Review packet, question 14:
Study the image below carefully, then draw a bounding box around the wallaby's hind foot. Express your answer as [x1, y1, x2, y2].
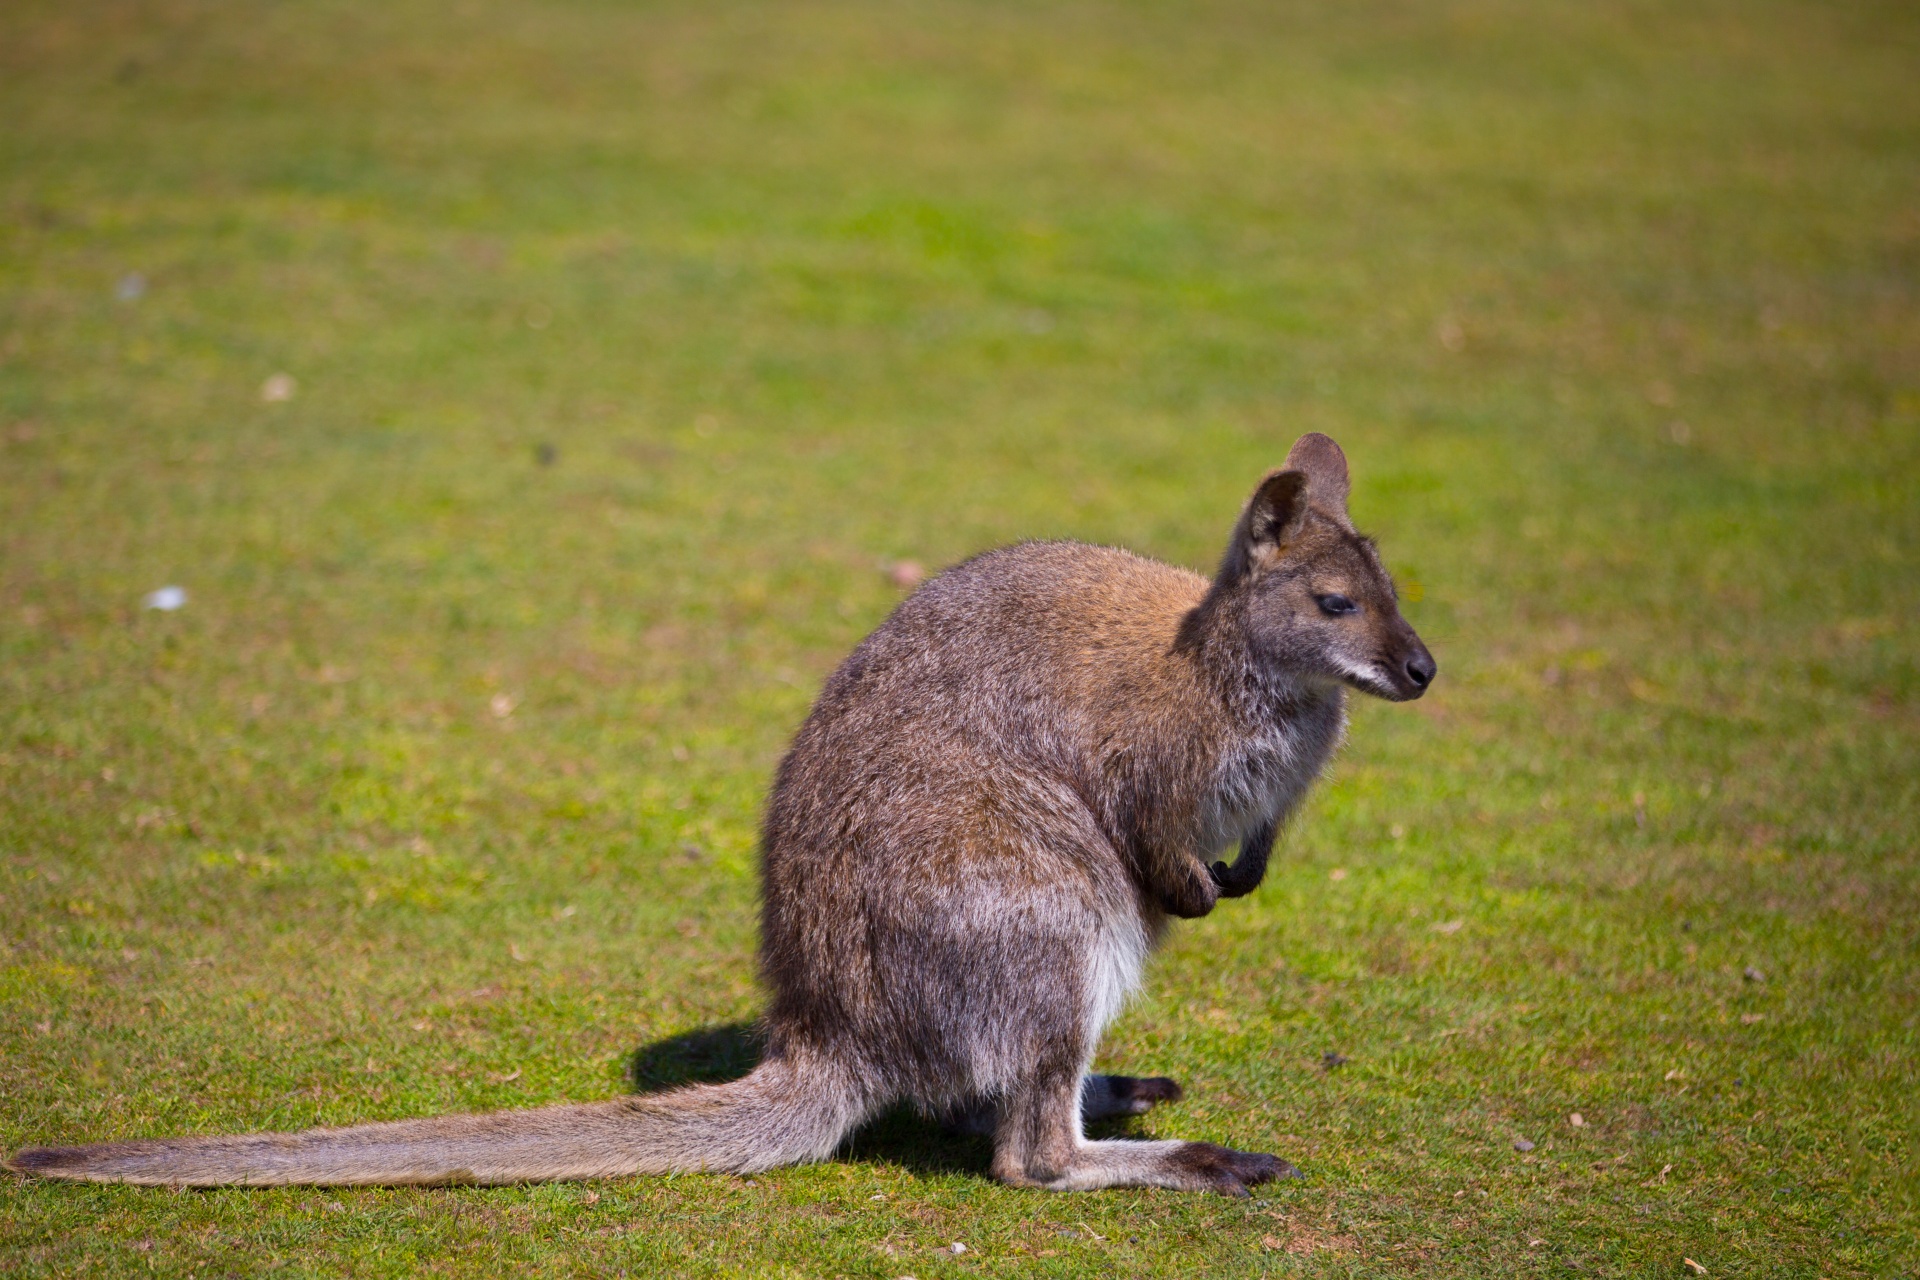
[990, 1060, 1301, 1196]
[941, 1074, 1184, 1137]
[998, 1136, 1301, 1197]
[1160, 1142, 1301, 1197]
[1081, 1074, 1183, 1121]
[993, 1129, 1301, 1197]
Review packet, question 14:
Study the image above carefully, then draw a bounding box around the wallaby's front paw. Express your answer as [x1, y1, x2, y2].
[1167, 1142, 1302, 1197]
[1157, 864, 1220, 918]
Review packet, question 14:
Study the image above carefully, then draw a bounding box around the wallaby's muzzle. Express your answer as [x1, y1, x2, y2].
[1381, 633, 1438, 701]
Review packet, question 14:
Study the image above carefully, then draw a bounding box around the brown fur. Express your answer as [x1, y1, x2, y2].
[8, 433, 1434, 1195]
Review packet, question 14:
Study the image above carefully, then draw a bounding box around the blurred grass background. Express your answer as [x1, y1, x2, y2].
[1, 0, 1915, 1274]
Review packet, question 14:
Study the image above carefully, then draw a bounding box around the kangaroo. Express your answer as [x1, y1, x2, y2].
[9, 432, 1434, 1196]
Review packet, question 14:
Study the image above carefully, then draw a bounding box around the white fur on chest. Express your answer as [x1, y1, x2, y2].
[1200, 694, 1346, 854]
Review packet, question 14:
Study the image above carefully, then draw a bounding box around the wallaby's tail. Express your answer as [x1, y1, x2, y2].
[6, 1053, 867, 1187]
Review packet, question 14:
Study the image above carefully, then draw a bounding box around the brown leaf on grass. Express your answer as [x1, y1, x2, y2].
[1683, 1259, 1707, 1275]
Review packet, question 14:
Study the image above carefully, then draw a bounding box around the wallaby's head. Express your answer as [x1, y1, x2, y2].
[1211, 433, 1436, 701]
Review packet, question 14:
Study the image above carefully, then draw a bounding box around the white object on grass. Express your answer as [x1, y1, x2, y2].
[143, 586, 187, 611]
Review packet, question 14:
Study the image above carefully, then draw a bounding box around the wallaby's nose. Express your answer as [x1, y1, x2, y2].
[1404, 651, 1436, 690]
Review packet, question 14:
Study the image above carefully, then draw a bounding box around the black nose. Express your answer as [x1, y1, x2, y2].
[1404, 652, 1436, 689]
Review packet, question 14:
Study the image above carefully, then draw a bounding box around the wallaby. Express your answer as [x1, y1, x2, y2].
[9, 432, 1434, 1196]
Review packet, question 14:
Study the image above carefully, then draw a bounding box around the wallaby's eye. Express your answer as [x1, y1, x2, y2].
[1316, 593, 1358, 617]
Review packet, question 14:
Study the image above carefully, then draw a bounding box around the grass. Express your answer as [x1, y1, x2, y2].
[1, 0, 1916, 1274]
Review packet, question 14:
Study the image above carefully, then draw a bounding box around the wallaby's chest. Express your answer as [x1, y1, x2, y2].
[1198, 694, 1346, 855]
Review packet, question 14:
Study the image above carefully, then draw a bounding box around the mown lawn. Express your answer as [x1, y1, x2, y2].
[1, 0, 1915, 1274]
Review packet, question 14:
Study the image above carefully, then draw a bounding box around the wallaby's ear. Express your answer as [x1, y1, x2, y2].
[1217, 470, 1310, 585]
[1282, 432, 1351, 514]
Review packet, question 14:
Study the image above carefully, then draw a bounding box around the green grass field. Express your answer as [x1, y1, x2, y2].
[2, 0, 1916, 1274]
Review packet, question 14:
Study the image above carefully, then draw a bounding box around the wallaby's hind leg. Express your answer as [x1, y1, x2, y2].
[989, 1047, 1299, 1196]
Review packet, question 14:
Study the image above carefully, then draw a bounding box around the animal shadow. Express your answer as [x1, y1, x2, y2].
[843, 1101, 1156, 1178]
[841, 1105, 993, 1179]
[627, 1022, 763, 1092]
